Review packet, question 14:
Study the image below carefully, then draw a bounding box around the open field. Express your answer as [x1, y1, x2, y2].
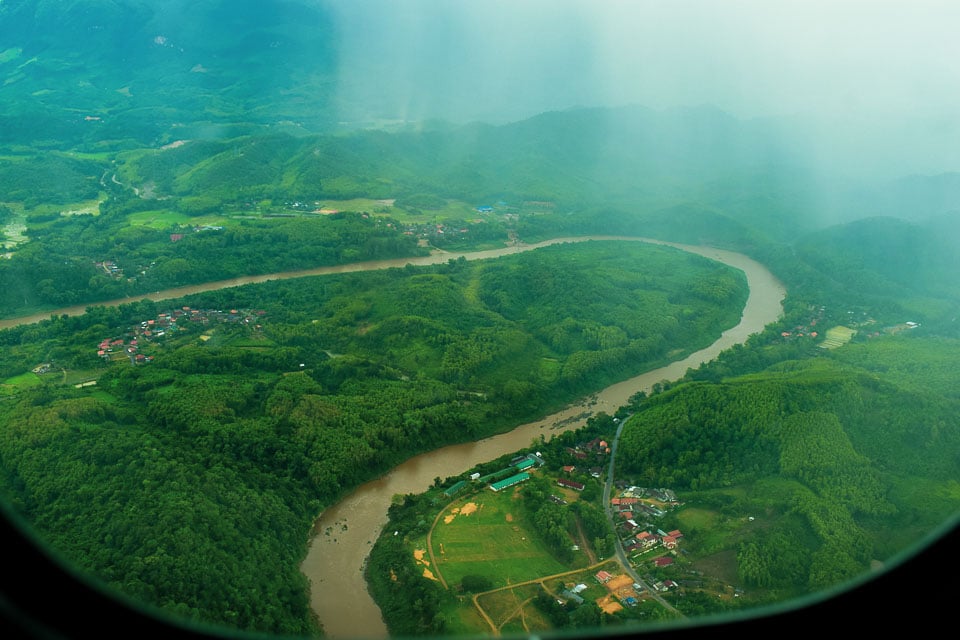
[430, 490, 570, 590]
[59, 197, 103, 216]
[311, 198, 397, 214]
[127, 210, 231, 228]
[369, 197, 486, 223]
[819, 325, 857, 349]
[0, 371, 41, 394]
[467, 563, 630, 636]
[476, 583, 545, 634]
[406, 485, 608, 636]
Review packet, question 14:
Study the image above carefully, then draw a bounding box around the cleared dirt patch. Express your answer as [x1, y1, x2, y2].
[605, 574, 633, 592]
[444, 502, 478, 524]
[413, 549, 438, 581]
[596, 595, 623, 614]
[690, 549, 738, 585]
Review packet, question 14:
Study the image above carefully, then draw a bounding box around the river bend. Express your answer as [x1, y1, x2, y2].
[0, 237, 785, 637]
[296, 237, 786, 639]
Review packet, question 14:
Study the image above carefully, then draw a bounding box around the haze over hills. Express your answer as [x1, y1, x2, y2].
[0, 0, 342, 146]
[0, 3, 958, 638]
[0, 0, 958, 332]
[2, 0, 958, 236]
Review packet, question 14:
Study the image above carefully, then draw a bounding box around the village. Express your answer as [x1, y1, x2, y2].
[95, 306, 266, 365]
[439, 431, 691, 616]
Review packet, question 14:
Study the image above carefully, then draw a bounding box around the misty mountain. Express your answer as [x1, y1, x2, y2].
[853, 172, 960, 222]
[793, 216, 960, 302]
[0, 0, 341, 146]
[109, 103, 839, 242]
[2, 0, 956, 242]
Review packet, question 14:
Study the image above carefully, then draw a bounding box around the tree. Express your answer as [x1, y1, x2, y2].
[460, 575, 492, 593]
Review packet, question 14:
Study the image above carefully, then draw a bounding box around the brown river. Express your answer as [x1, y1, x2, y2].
[0, 235, 786, 638]
[296, 238, 785, 639]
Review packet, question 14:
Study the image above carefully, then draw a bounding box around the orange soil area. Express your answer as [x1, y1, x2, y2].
[444, 501, 479, 524]
[413, 549, 438, 581]
[597, 595, 623, 614]
[606, 575, 633, 592]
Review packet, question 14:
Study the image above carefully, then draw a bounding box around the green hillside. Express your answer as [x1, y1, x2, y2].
[0, 0, 342, 148]
[0, 240, 748, 634]
[0, 3, 957, 637]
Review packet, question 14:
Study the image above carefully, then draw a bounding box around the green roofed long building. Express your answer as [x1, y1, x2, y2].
[515, 458, 535, 471]
[443, 480, 467, 498]
[489, 472, 530, 492]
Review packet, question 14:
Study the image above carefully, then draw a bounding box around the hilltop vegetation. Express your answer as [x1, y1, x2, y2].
[0, 240, 748, 635]
[367, 322, 960, 637]
[0, 2, 958, 637]
[3, 113, 958, 326]
[1, 88, 958, 640]
[0, 0, 342, 148]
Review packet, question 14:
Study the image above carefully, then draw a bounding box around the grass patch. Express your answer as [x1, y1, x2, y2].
[127, 210, 233, 229]
[676, 507, 719, 531]
[438, 599, 489, 636]
[313, 198, 396, 214]
[60, 197, 103, 216]
[476, 583, 543, 633]
[3, 372, 41, 388]
[389, 199, 488, 223]
[62, 369, 105, 386]
[86, 390, 117, 404]
[431, 491, 569, 590]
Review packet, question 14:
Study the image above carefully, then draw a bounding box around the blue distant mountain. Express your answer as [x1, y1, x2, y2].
[0, 0, 341, 146]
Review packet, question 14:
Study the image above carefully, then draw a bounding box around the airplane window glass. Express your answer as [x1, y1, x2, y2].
[0, 2, 957, 639]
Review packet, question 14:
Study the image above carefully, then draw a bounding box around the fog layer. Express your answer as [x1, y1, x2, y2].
[329, 1, 960, 177]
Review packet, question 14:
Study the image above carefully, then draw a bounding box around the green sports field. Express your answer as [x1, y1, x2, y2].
[429, 488, 571, 590]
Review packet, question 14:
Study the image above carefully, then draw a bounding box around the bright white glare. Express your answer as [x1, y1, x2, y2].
[329, 0, 960, 122]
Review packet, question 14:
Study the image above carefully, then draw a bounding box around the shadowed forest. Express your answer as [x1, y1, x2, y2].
[1, 2, 958, 638]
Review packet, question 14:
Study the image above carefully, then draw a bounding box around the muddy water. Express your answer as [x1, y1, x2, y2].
[0, 237, 784, 637]
[0, 236, 622, 329]
[299, 239, 786, 639]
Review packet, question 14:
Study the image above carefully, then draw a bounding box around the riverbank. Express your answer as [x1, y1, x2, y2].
[298, 239, 786, 639]
[0, 236, 785, 637]
[0, 236, 768, 331]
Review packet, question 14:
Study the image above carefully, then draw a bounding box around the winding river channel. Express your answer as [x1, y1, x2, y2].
[296, 237, 786, 639]
[0, 235, 786, 639]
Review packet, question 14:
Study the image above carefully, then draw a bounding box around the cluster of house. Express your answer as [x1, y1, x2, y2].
[402, 222, 474, 242]
[594, 569, 677, 604]
[169, 225, 224, 243]
[94, 260, 124, 279]
[97, 336, 155, 364]
[553, 437, 613, 492]
[96, 306, 266, 364]
[610, 486, 684, 559]
[623, 527, 684, 555]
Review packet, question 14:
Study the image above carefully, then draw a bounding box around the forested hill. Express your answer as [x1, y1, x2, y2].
[0, 240, 748, 634]
[792, 216, 960, 301]
[0, 0, 341, 147]
[108, 106, 825, 242]
[617, 347, 960, 594]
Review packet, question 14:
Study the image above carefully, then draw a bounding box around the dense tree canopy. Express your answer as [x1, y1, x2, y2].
[0, 239, 747, 634]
